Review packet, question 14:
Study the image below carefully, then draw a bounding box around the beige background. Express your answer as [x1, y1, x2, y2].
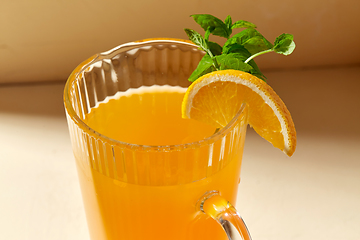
[1, 0, 359, 84]
[1, 1, 360, 240]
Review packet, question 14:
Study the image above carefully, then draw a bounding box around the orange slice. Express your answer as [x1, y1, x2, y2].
[182, 70, 296, 156]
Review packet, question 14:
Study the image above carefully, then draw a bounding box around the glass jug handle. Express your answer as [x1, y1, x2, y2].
[199, 191, 252, 240]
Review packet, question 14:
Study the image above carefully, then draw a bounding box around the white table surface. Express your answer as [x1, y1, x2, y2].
[1, 66, 359, 240]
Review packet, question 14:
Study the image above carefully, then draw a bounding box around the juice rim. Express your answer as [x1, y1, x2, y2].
[64, 38, 248, 152]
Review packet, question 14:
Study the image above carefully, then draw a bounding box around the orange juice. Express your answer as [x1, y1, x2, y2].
[85, 86, 216, 146]
[73, 85, 246, 240]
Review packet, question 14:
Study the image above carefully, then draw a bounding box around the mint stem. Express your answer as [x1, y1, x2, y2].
[212, 57, 220, 70]
[244, 49, 273, 63]
[206, 50, 220, 70]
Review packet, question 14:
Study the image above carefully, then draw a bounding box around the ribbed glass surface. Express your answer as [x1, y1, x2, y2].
[64, 39, 249, 240]
[64, 39, 248, 186]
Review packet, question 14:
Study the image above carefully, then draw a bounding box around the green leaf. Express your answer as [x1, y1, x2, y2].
[273, 33, 296, 55]
[216, 53, 253, 72]
[224, 28, 273, 55]
[225, 15, 232, 35]
[204, 26, 215, 41]
[231, 20, 257, 29]
[220, 45, 266, 80]
[185, 14, 294, 83]
[208, 41, 223, 56]
[184, 28, 212, 56]
[223, 43, 249, 55]
[243, 36, 273, 55]
[191, 14, 231, 38]
[248, 59, 266, 81]
[188, 54, 216, 82]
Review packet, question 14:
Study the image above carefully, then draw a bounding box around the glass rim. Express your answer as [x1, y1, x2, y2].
[64, 38, 248, 151]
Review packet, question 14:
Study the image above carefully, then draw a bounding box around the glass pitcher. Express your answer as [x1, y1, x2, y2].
[64, 38, 252, 240]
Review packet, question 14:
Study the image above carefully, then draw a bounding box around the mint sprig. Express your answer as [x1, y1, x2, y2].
[185, 14, 296, 82]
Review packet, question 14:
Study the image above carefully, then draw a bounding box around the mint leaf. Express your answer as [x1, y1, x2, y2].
[220, 45, 266, 80]
[223, 43, 248, 55]
[185, 14, 295, 83]
[216, 53, 253, 72]
[248, 60, 266, 81]
[243, 35, 273, 55]
[231, 20, 256, 29]
[208, 41, 222, 56]
[244, 33, 296, 63]
[224, 29, 273, 55]
[191, 14, 231, 39]
[204, 26, 215, 41]
[184, 28, 212, 56]
[225, 15, 232, 33]
[273, 33, 295, 55]
[188, 55, 216, 82]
